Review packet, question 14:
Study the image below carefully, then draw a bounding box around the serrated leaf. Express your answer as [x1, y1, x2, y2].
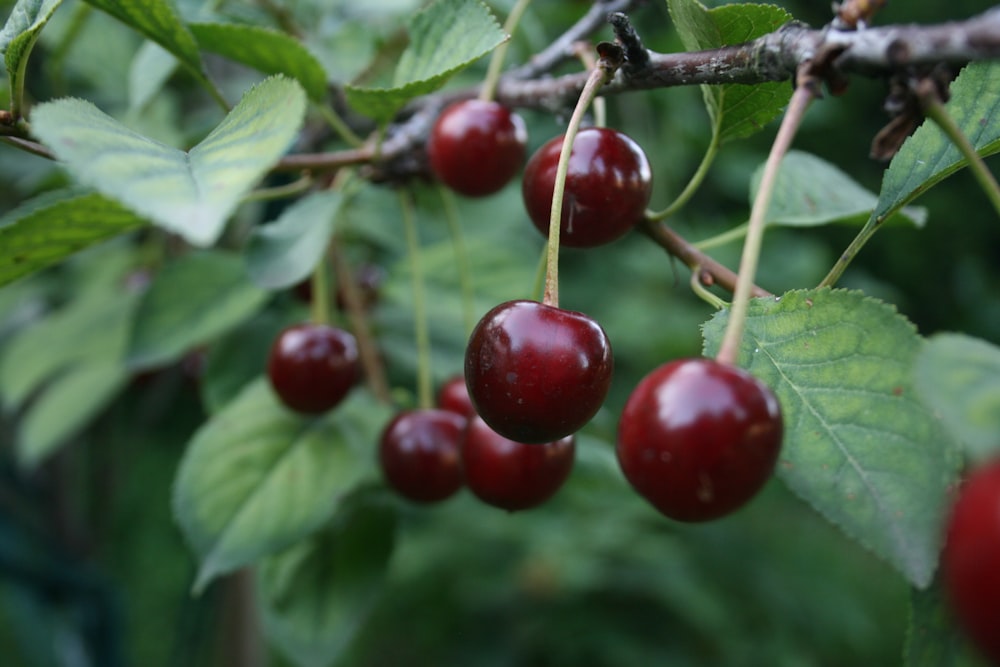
[914, 333, 1000, 464]
[80, 0, 203, 74]
[31, 76, 307, 246]
[173, 379, 393, 592]
[258, 491, 396, 667]
[0, 0, 63, 103]
[702, 289, 960, 588]
[344, 0, 506, 122]
[875, 61, 1000, 224]
[245, 191, 343, 290]
[0, 289, 138, 410]
[190, 23, 328, 102]
[127, 251, 268, 369]
[752, 150, 926, 227]
[667, 0, 792, 143]
[17, 362, 127, 469]
[0, 190, 148, 288]
[905, 578, 987, 667]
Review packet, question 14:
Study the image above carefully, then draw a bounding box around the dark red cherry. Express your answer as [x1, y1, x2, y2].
[436, 375, 477, 419]
[266, 323, 360, 414]
[379, 409, 465, 503]
[617, 358, 783, 522]
[942, 459, 1000, 664]
[464, 300, 613, 444]
[462, 416, 574, 511]
[522, 127, 652, 248]
[427, 99, 527, 197]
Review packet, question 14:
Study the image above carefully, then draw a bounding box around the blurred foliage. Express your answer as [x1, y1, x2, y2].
[0, 0, 998, 665]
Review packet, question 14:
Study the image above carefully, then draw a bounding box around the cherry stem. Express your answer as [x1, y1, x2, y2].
[309, 259, 331, 327]
[916, 78, 1000, 219]
[479, 0, 533, 102]
[572, 42, 606, 128]
[543, 59, 619, 306]
[438, 185, 476, 335]
[399, 189, 433, 410]
[648, 130, 720, 221]
[716, 69, 817, 366]
[316, 103, 364, 148]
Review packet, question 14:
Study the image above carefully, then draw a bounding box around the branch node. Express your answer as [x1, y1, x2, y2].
[607, 12, 650, 75]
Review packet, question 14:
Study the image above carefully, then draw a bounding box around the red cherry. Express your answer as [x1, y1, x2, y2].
[522, 127, 652, 248]
[436, 375, 477, 419]
[266, 323, 360, 414]
[464, 300, 613, 443]
[617, 358, 783, 522]
[427, 99, 528, 197]
[379, 409, 465, 503]
[462, 416, 574, 511]
[942, 459, 1000, 664]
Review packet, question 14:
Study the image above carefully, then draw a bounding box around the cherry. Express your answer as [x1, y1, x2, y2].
[427, 99, 528, 197]
[522, 127, 652, 248]
[942, 459, 1000, 664]
[266, 323, 360, 414]
[464, 300, 613, 444]
[462, 415, 574, 511]
[436, 374, 477, 419]
[617, 358, 783, 522]
[379, 409, 466, 503]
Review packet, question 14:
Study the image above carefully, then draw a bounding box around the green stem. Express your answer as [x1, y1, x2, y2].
[543, 63, 617, 306]
[195, 71, 231, 112]
[316, 104, 364, 148]
[648, 129, 720, 221]
[243, 173, 314, 203]
[479, 0, 533, 102]
[919, 82, 1000, 219]
[690, 266, 728, 310]
[716, 76, 816, 366]
[693, 222, 748, 250]
[400, 189, 433, 410]
[438, 186, 475, 335]
[309, 259, 331, 327]
[818, 217, 879, 288]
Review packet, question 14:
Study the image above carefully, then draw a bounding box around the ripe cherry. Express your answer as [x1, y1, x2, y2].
[942, 459, 1000, 664]
[617, 358, 783, 522]
[266, 323, 360, 414]
[462, 416, 575, 511]
[464, 300, 613, 444]
[436, 375, 477, 419]
[427, 99, 528, 197]
[522, 127, 652, 248]
[379, 409, 466, 503]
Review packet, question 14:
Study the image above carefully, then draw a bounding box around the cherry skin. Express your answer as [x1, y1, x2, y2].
[436, 375, 477, 419]
[427, 99, 528, 197]
[522, 127, 652, 248]
[617, 358, 783, 522]
[379, 409, 466, 503]
[464, 300, 613, 444]
[462, 416, 575, 511]
[942, 459, 1000, 664]
[266, 323, 361, 414]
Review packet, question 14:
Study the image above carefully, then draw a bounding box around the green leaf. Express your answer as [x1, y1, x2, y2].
[80, 0, 203, 74]
[344, 0, 506, 122]
[752, 150, 926, 227]
[258, 490, 396, 667]
[17, 362, 128, 469]
[128, 40, 178, 111]
[905, 579, 986, 667]
[914, 333, 1000, 464]
[0, 289, 137, 410]
[0, 0, 63, 103]
[667, 0, 792, 143]
[0, 190, 148, 289]
[190, 23, 329, 102]
[31, 75, 307, 246]
[702, 289, 960, 588]
[875, 61, 1000, 224]
[245, 191, 343, 290]
[127, 251, 268, 369]
[173, 379, 393, 592]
